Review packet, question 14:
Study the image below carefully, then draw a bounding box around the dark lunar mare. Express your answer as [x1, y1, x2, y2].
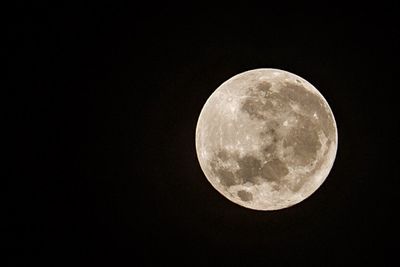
[210, 149, 292, 196]
[237, 190, 253, 201]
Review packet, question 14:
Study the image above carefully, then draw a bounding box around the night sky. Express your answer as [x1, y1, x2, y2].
[7, 3, 398, 265]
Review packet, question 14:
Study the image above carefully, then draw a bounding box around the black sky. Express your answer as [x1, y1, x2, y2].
[7, 3, 399, 266]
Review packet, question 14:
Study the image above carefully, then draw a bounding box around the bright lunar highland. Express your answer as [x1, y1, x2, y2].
[195, 69, 338, 210]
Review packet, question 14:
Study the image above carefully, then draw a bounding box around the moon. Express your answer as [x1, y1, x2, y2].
[195, 68, 338, 211]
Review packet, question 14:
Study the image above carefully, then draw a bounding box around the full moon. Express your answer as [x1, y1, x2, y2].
[195, 68, 338, 210]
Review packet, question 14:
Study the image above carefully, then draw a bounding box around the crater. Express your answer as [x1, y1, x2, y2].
[237, 190, 253, 201]
[260, 158, 289, 182]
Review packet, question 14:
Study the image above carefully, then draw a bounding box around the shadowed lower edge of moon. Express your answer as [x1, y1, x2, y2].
[196, 69, 337, 210]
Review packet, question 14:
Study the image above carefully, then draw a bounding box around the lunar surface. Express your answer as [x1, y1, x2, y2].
[195, 69, 337, 210]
